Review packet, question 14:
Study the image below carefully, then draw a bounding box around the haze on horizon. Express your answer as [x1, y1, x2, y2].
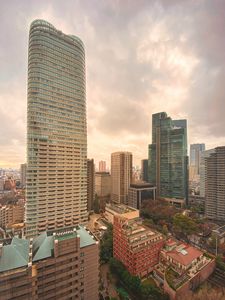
[1, 0, 225, 168]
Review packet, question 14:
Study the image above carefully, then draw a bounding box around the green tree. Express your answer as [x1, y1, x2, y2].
[100, 224, 113, 262]
[93, 194, 100, 213]
[173, 213, 198, 237]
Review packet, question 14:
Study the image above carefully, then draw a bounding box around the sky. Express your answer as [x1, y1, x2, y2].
[1, 0, 225, 168]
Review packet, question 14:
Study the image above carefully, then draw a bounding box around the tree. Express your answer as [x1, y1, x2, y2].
[100, 224, 113, 263]
[162, 224, 169, 236]
[173, 213, 198, 237]
[93, 194, 100, 213]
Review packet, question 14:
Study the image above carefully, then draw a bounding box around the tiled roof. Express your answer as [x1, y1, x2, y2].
[167, 245, 203, 266]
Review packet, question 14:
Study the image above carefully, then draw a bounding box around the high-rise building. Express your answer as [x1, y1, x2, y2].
[26, 20, 87, 237]
[111, 152, 132, 204]
[189, 144, 205, 181]
[87, 159, 95, 211]
[148, 112, 188, 201]
[99, 160, 106, 172]
[205, 147, 225, 221]
[141, 159, 148, 182]
[199, 149, 215, 197]
[190, 144, 205, 170]
[95, 172, 111, 208]
[20, 163, 27, 188]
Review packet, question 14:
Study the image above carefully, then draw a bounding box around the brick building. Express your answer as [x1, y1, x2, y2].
[0, 226, 99, 300]
[113, 215, 164, 277]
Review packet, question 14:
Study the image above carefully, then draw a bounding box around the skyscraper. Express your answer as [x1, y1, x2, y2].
[148, 112, 188, 201]
[20, 163, 27, 188]
[87, 159, 95, 211]
[141, 159, 148, 182]
[189, 144, 205, 181]
[205, 146, 225, 221]
[199, 149, 215, 197]
[26, 20, 87, 237]
[111, 152, 132, 204]
[99, 160, 106, 172]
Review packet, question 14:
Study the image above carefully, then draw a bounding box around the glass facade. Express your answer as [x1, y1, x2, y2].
[26, 20, 87, 237]
[148, 112, 188, 201]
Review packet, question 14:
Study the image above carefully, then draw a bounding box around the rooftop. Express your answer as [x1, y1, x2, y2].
[106, 203, 137, 214]
[165, 243, 203, 266]
[0, 226, 97, 272]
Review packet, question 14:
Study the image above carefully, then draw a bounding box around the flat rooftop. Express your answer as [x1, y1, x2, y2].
[106, 203, 137, 214]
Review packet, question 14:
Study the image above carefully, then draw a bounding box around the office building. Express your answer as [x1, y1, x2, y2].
[87, 159, 95, 211]
[128, 182, 156, 209]
[95, 172, 111, 208]
[0, 226, 99, 300]
[148, 112, 188, 201]
[111, 151, 132, 204]
[26, 20, 87, 237]
[141, 159, 148, 182]
[205, 146, 225, 221]
[190, 144, 205, 175]
[20, 163, 27, 188]
[99, 160, 106, 172]
[199, 149, 215, 197]
[113, 215, 164, 277]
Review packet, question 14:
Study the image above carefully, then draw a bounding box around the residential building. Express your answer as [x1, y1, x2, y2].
[105, 203, 139, 224]
[0, 226, 99, 300]
[113, 215, 164, 277]
[0, 203, 24, 229]
[95, 172, 111, 208]
[205, 146, 225, 221]
[87, 159, 95, 212]
[111, 151, 132, 204]
[26, 19, 87, 237]
[99, 161, 106, 172]
[154, 239, 215, 300]
[128, 182, 156, 209]
[4, 178, 16, 191]
[141, 159, 148, 182]
[20, 163, 27, 188]
[148, 112, 188, 202]
[199, 149, 215, 197]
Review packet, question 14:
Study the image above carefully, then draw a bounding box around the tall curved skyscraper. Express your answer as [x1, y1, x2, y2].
[26, 20, 87, 237]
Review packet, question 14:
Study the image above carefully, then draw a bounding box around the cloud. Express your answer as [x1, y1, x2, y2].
[0, 0, 225, 168]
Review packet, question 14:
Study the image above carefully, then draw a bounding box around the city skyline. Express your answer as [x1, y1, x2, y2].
[1, 0, 225, 168]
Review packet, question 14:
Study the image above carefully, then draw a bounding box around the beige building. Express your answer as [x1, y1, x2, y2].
[95, 172, 111, 197]
[105, 203, 139, 223]
[26, 20, 87, 237]
[205, 146, 225, 221]
[0, 226, 99, 300]
[99, 161, 106, 172]
[111, 151, 132, 204]
[20, 163, 27, 188]
[0, 204, 24, 229]
[87, 159, 95, 211]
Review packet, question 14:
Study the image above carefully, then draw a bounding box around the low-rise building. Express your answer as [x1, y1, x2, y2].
[113, 215, 164, 277]
[128, 182, 156, 209]
[0, 226, 99, 300]
[105, 203, 139, 224]
[154, 239, 215, 299]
